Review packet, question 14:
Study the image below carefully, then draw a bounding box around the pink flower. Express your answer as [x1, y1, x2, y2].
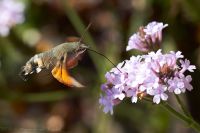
[126, 33, 148, 51]
[180, 59, 196, 73]
[126, 88, 138, 103]
[0, 0, 25, 36]
[168, 75, 193, 94]
[126, 21, 168, 52]
[100, 22, 195, 114]
[149, 85, 168, 104]
[144, 21, 168, 44]
[100, 50, 195, 114]
[99, 95, 114, 114]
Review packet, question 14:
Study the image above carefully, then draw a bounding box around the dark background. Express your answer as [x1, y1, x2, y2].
[0, 0, 200, 132]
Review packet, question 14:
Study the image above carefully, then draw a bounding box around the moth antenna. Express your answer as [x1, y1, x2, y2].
[87, 48, 122, 73]
[78, 22, 93, 43]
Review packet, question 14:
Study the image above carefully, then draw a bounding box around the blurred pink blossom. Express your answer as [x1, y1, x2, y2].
[126, 21, 168, 52]
[0, 0, 25, 36]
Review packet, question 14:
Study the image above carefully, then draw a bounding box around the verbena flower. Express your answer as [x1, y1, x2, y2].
[0, 0, 25, 36]
[99, 49, 196, 114]
[126, 21, 168, 52]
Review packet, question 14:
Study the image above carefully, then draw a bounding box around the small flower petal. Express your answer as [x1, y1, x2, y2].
[153, 95, 161, 104]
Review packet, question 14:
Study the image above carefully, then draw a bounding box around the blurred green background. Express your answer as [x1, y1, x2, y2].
[0, 0, 200, 133]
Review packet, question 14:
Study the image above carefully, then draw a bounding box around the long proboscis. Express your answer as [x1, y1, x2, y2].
[87, 48, 122, 73]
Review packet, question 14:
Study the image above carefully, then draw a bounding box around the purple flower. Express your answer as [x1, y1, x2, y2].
[126, 33, 148, 52]
[0, 0, 25, 36]
[100, 22, 196, 114]
[183, 75, 193, 91]
[148, 85, 168, 104]
[126, 88, 138, 103]
[126, 21, 168, 52]
[144, 21, 168, 44]
[180, 59, 196, 73]
[99, 95, 114, 114]
[168, 75, 193, 94]
[99, 49, 195, 114]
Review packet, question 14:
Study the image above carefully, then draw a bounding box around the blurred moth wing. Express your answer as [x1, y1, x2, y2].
[51, 55, 84, 88]
[51, 49, 86, 88]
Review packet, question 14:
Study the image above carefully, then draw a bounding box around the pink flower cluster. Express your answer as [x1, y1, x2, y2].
[99, 21, 196, 114]
[0, 0, 25, 36]
[126, 21, 168, 52]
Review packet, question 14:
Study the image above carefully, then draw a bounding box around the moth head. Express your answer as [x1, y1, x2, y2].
[75, 43, 88, 54]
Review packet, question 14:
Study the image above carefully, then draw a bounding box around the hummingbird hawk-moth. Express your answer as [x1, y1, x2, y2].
[20, 42, 88, 88]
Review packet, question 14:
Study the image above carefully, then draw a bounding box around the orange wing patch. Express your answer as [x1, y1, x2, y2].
[51, 61, 84, 88]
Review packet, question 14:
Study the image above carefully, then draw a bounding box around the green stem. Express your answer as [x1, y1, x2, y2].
[143, 97, 200, 132]
[174, 94, 191, 117]
[161, 102, 200, 132]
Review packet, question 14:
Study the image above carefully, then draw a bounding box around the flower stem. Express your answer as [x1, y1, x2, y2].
[161, 102, 200, 132]
[143, 97, 200, 132]
[174, 94, 191, 117]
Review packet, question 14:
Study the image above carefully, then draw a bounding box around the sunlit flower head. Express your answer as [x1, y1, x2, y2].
[126, 21, 168, 52]
[0, 0, 25, 36]
[99, 50, 195, 114]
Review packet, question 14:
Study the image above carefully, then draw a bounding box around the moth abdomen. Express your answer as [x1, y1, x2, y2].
[19, 63, 38, 81]
[19, 54, 46, 80]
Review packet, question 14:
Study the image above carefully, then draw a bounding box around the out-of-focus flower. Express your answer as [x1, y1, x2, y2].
[99, 50, 195, 114]
[126, 21, 168, 52]
[0, 0, 25, 36]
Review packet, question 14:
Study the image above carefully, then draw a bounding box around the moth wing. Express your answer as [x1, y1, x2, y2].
[51, 61, 84, 88]
[61, 66, 84, 88]
[66, 50, 85, 69]
[66, 55, 82, 69]
[51, 63, 63, 83]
